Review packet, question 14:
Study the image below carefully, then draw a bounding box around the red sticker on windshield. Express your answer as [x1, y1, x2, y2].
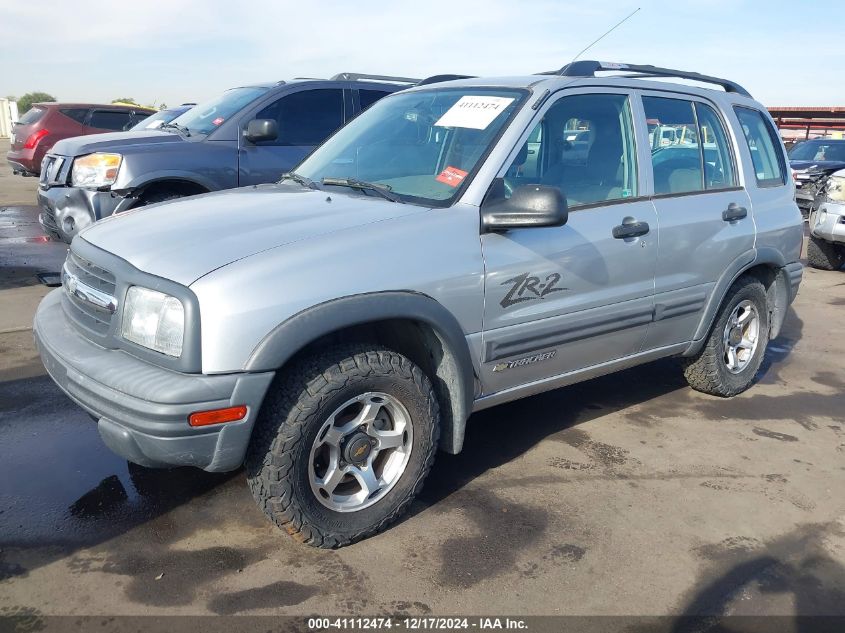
[436, 166, 468, 187]
[212, 117, 224, 126]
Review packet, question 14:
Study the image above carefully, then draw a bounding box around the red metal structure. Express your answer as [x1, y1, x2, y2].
[767, 106, 845, 140]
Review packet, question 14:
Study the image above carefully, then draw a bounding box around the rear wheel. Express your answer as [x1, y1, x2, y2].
[682, 276, 769, 397]
[245, 345, 439, 548]
[807, 235, 844, 271]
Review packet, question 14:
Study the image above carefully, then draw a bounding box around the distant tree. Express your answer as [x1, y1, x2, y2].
[111, 97, 139, 105]
[5, 95, 15, 102]
[17, 92, 56, 113]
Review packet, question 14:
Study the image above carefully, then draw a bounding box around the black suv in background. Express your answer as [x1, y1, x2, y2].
[36, 73, 417, 242]
[788, 139, 845, 217]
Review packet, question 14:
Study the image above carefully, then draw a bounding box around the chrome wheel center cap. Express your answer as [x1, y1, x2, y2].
[344, 433, 373, 465]
[728, 327, 743, 346]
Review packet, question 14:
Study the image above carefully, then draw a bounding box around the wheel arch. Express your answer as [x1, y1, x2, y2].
[244, 292, 478, 455]
[683, 249, 797, 357]
[131, 177, 212, 204]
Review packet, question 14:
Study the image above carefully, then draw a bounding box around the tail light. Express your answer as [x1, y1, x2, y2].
[23, 128, 49, 149]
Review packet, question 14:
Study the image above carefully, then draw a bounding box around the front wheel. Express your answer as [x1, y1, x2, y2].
[245, 345, 439, 548]
[682, 276, 770, 397]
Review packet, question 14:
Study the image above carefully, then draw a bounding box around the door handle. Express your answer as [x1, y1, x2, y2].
[722, 203, 748, 222]
[612, 220, 650, 239]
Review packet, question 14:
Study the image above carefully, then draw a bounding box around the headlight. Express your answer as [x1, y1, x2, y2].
[826, 175, 845, 203]
[71, 153, 122, 188]
[120, 287, 184, 356]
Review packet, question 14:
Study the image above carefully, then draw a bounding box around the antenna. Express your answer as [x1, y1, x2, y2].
[569, 7, 641, 64]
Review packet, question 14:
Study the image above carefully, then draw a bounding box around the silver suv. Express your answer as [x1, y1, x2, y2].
[34, 62, 804, 547]
[807, 168, 845, 270]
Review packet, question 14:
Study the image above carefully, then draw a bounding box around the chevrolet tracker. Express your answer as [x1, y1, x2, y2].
[35, 61, 804, 547]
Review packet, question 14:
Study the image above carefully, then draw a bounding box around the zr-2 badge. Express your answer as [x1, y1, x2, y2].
[500, 272, 566, 308]
[493, 350, 557, 372]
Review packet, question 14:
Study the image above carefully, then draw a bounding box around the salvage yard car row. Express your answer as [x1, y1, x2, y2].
[21, 61, 805, 548]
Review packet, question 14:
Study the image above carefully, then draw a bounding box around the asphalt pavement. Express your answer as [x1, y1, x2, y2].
[1, 141, 844, 623]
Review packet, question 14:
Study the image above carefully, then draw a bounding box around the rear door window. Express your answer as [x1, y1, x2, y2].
[88, 110, 134, 131]
[642, 96, 704, 195]
[256, 89, 344, 146]
[59, 108, 89, 125]
[733, 106, 786, 187]
[643, 97, 737, 194]
[694, 102, 736, 189]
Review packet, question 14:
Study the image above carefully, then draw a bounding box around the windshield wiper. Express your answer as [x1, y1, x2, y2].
[160, 122, 191, 137]
[280, 172, 319, 190]
[321, 177, 403, 203]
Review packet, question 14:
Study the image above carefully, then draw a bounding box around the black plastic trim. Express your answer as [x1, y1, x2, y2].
[484, 303, 653, 362]
[244, 291, 476, 450]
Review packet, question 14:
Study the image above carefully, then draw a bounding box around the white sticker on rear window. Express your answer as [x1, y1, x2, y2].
[434, 96, 515, 130]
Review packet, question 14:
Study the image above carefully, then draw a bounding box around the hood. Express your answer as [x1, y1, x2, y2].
[79, 184, 428, 286]
[789, 159, 845, 173]
[50, 130, 187, 158]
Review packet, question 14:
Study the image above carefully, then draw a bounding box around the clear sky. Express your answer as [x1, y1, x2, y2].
[1, 0, 843, 108]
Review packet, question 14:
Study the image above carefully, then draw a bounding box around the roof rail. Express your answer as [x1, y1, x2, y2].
[545, 60, 751, 98]
[330, 73, 419, 84]
[416, 74, 477, 86]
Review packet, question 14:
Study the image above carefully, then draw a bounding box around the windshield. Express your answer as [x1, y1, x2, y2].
[130, 108, 184, 131]
[168, 86, 269, 135]
[788, 140, 845, 162]
[295, 87, 527, 206]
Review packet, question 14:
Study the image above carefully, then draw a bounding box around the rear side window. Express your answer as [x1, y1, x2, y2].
[256, 89, 344, 146]
[60, 108, 89, 124]
[17, 106, 47, 125]
[734, 106, 786, 187]
[88, 110, 134, 131]
[359, 89, 391, 111]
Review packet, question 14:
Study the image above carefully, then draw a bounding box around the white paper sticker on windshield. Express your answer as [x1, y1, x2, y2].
[434, 96, 515, 130]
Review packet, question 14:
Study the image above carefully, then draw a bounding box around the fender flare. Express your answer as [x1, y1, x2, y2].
[684, 247, 792, 357]
[244, 291, 477, 454]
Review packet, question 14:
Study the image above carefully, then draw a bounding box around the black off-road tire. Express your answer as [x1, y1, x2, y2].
[245, 345, 439, 548]
[682, 276, 770, 398]
[806, 235, 844, 271]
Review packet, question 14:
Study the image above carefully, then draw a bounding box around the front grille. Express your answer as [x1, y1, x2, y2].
[62, 250, 118, 335]
[39, 154, 69, 186]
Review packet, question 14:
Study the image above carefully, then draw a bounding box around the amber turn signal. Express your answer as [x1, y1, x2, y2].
[188, 405, 248, 427]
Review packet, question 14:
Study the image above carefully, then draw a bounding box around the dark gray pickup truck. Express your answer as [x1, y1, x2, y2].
[37, 73, 416, 242]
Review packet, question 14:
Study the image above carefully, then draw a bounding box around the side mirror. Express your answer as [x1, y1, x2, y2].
[481, 184, 568, 232]
[245, 119, 278, 143]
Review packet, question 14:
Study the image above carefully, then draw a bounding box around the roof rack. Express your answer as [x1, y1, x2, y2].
[417, 74, 477, 86]
[544, 60, 751, 98]
[330, 73, 419, 84]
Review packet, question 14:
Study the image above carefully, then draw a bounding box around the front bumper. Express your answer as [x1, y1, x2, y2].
[809, 201, 845, 245]
[37, 185, 133, 243]
[34, 289, 275, 471]
[794, 190, 815, 218]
